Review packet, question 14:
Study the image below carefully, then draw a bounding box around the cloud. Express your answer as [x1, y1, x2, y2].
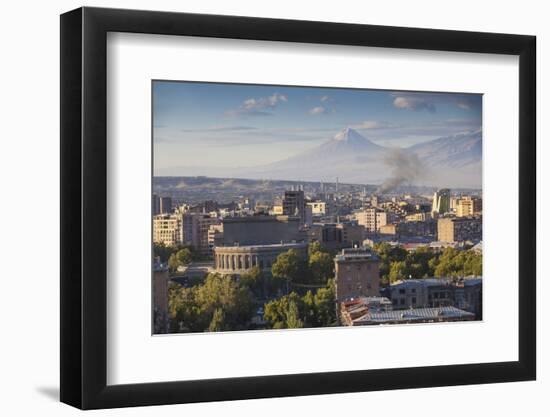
[320, 95, 329, 102]
[180, 125, 259, 133]
[393, 96, 436, 112]
[226, 93, 288, 117]
[391, 92, 480, 112]
[309, 106, 327, 115]
[351, 120, 396, 130]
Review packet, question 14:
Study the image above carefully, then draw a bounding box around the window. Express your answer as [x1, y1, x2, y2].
[399, 289, 406, 295]
[412, 297, 417, 305]
[400, 299, 405, 305]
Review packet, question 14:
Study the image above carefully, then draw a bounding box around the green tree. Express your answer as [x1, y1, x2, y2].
[372, 242, 408, 283]
[308, 241, 324, 257]
[168, 247, 193, 272]
[434, 248, 482, 277]
[263, 281, 336, 329]
[168, 273, 255, 333]
[308, 251, 334, 284]
[208, 308, 226, 332]
[239, 266, 264, 296]
[389, 261, 409, 283]
[285, 300, 304, 328]
[264, 292, 303, 329]
[153, 242, 176, 263]
[314, 279, 336, 326]
[272, 249, 306, 292]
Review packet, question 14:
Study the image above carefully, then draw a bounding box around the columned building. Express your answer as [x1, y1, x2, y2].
[214, 242, 307, 275]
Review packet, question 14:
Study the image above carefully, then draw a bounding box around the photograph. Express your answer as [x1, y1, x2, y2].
[152, 81, 483, 334]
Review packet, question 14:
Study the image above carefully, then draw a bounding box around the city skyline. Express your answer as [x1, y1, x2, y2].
[153, 81, 482, 178]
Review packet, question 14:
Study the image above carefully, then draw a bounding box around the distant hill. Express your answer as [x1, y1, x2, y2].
[155, 127, 482, 190]
[238, 127, 482, 189]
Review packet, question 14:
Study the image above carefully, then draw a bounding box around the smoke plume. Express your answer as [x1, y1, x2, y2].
[376, 148, 424, 194]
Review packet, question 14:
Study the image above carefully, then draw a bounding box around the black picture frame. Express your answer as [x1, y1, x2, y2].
[60, 6, 536, 410]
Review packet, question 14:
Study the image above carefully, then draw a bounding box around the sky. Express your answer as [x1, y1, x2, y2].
[153, 81, 482, 175]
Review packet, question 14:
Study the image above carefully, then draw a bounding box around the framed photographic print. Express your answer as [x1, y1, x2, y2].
[60, 6, 536, 410]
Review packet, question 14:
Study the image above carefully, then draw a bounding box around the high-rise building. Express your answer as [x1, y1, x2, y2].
[456, 196, 482, 217]
[282, 190, 306, 225]
[334, 248, 381, 301]
[355, 208, 388, 233]
[308, 221, 365, 250]
[159, 196, 172, 214]
[182, 213, 219, 254]
[152, 194, 161, 215]
[432, 188, 451, 214]
[437, 217, 482, 243]
[153, 214, 183, 246]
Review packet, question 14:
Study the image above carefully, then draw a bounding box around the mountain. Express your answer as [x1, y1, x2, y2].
[158, 127, 482, 190]
[405, 130, 482, 189]
[239, 128, 388, 184]
[408, 129, 482, 169]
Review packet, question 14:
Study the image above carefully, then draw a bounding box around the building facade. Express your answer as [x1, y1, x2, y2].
[355, 208, 388, 233]
[382, 277, 482, 318]
[456, 196, 483, 217]
[214, 242, 308, 275]
[182, 213, 219, 255]
[221, 215, 304, 247]
[432, 188, 451, 214]
[437, 217, 482, 243]
[308, 222, 365, 251]
[334, 247, 381, 301]
[282, 190, 306, 225]
[153, 213, 183, 246]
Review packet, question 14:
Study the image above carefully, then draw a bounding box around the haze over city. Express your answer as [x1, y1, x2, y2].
[153, 81, 482, 189]
[152, 81, 483, 335]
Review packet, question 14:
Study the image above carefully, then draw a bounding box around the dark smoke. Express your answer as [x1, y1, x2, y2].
[376, 148, 424, 194]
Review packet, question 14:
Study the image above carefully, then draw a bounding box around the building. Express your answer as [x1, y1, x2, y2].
[282, 190, 306, 225]
[207, 224, 224, 252]
[340, 297, 393, 326]
[432, 188, 451, 214]
[271, 205, 284, 215]
[221, 215, 305, 247]
[334, 247, 380, 301]
[152, 194, 160, 215]
[384, 278, 454, 310]
[152, 195, 173, 215]
[308, 222, 365, 250]
[307, 201, 327, 216]
[355, 208, 388, 233]
[182, 213, 220, 254]
[379, 220, 436, 238]
[153, 259, 169, 333]
[159, 196, 173, 214]
[153, 213, 183, 246]
[382, 277, 482, 317]
[214, 242, 308, 275]
[437, 217, 482, 243]
[405, 212, 432, 222]
[343, 305, 475, 326]
[456, 196, 483, 217]
[453, 277, 483, 319]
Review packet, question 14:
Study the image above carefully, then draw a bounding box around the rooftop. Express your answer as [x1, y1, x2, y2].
[335, 247, 379, 262]
[352, 306, 475, 325]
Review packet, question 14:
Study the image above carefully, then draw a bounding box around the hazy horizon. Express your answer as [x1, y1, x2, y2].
[154, 81, 481, 169]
